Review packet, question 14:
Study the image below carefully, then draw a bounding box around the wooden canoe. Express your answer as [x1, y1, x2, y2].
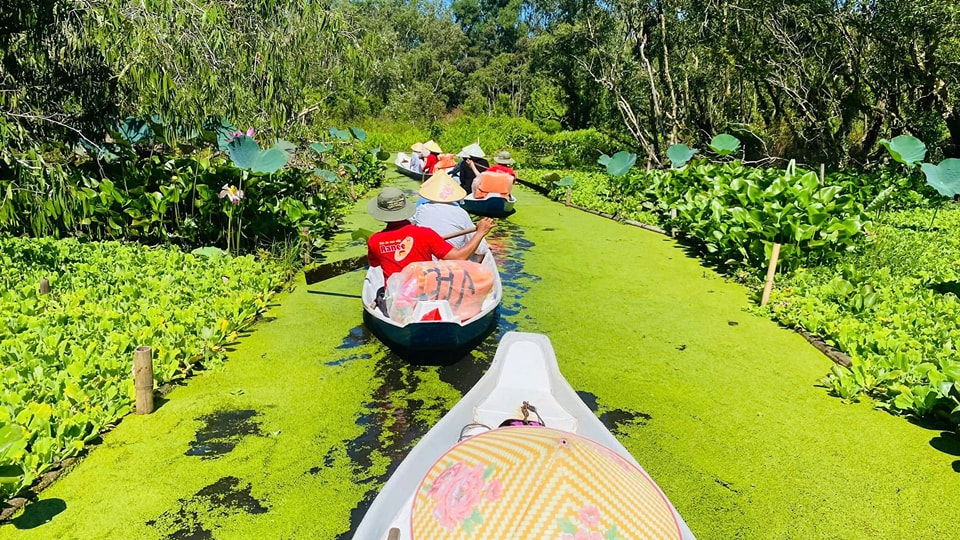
[360, 251, 502, 351]
[353, 331, 696, 539]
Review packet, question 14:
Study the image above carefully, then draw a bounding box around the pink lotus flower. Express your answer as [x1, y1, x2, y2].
[428, 462, 485, 529]
[574, 532, 602, 540]
[227, 127, 256, 141]
[218, 184, 244, 205]
[579, 506, 601, 528]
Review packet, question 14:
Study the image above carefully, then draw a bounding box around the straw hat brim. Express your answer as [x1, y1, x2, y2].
[419, 171, 467, 203]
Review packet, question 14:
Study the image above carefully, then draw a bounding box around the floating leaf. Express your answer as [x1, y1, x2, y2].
[880, 135, 926, 167]
[329, 127, 351, 140]
[708, 134, 741, 156]
[349, 127, 367, 141]
[667, 143, 697, 168]
[603, 151, 637, 177]
[920, 159, 960, 197]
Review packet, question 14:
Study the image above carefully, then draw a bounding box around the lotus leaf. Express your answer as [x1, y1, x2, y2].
[554, 176, 575, 187]
[880, 135, 926, 167]
[310, 142, 333, 155]
[601, 151, 637, 177]
[349, 127, 367, 141]
[708, 134, 741, 156]
[667, 144, 697, 168]
[315, 169, 339, 182]
[920, 159, 960, 197]
[329, 127, 351, 140]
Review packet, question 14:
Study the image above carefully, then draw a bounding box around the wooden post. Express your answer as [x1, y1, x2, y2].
[565, 187, 572, 206]
[760, 243, 782, 307]
[301, 227, 311, 265]
[39, 278, 50, 295]
[819, 163, 825, 186]
[133, 346, 154, 414]
[669, 208, 678, 237]
[646, 161, 652, 173]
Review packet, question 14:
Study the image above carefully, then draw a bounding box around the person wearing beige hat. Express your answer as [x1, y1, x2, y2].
[366, 186, 495, 281]
[409, 142, 426, 174]
[412, 170, 489, 255]
[422, 140, 443, 174]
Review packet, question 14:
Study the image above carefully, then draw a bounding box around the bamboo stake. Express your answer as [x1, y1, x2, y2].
[134, 346, 155, 414]
[819, 163, 825, 186]
[565, 187, 572, 206]
[39, 278, 50, 295]
[760, 243, 782, 307]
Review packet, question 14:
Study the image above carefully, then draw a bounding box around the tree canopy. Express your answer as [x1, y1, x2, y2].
[2, 0, 959, 166]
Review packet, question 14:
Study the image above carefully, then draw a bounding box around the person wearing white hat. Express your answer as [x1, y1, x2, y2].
[451, 143, 489, 193]
[413, 170, 489, 256]
[366, 186, 494, 281]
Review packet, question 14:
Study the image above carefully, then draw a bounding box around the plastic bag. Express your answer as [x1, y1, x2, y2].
[385, 260, 495, 324]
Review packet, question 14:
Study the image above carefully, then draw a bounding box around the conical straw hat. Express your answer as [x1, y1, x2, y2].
[419, 170, 467, 203]
[411, 142, 425, 153]
[424, 140, 442, 154]
[411, 426, 682, 539]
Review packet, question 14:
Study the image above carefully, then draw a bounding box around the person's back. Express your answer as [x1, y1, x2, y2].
[413, 169, 488, 255]
[368, 221, 454, 280]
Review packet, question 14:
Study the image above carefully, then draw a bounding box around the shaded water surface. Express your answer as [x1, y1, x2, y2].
[330, 221, 542, 539]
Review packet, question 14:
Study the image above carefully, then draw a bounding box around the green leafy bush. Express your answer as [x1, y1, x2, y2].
[0, 237, 286, 500]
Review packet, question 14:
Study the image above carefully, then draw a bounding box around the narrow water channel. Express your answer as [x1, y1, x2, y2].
[330, 220, 541, 539]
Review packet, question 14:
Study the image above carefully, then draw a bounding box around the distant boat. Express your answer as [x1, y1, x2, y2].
[395, 152, 454, 181]
[361, 251, 501, 351]
[353, 331, 696, 539]
[460, 193, 516, 218]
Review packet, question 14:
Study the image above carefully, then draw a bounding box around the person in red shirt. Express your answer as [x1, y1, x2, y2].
[422, 140, 443, 174]
[466, 150, 517, 197]
[367, 186, 494, 281]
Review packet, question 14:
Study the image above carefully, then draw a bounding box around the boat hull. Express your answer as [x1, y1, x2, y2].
[363, 306, 497, 351]
[394, 165, 427, 181]
[460, 195, 516, 217]
[361, 252, 502, 353]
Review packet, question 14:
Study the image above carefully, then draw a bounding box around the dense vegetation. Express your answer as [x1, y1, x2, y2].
[0, 238, 287, 500]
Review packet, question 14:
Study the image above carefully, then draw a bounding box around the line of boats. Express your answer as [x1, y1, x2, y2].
[352, 152, 695, 538]
[395, 155, 517, 219]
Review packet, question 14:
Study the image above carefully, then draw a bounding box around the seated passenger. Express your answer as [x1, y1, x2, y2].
[408, 142, 425, 174]
[472, 171, 514, 199]
[422, 140, 443, 174]
[412, 170, 488, 256]
[451, 143, 489, 193]
[367, 186, 494, 281]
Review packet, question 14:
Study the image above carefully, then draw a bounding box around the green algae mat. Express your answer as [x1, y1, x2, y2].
[2, 173, 959, 539]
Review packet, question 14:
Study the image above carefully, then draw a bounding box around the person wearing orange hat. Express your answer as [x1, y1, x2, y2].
[412, 170, 488, 256]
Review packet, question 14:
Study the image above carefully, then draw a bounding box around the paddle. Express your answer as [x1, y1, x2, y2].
[303, 226, 479, 285]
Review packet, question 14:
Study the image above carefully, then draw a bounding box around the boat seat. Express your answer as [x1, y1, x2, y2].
[475, 341, 578, 432]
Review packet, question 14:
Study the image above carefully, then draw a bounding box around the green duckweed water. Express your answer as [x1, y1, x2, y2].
[2, 171, 959, 539]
